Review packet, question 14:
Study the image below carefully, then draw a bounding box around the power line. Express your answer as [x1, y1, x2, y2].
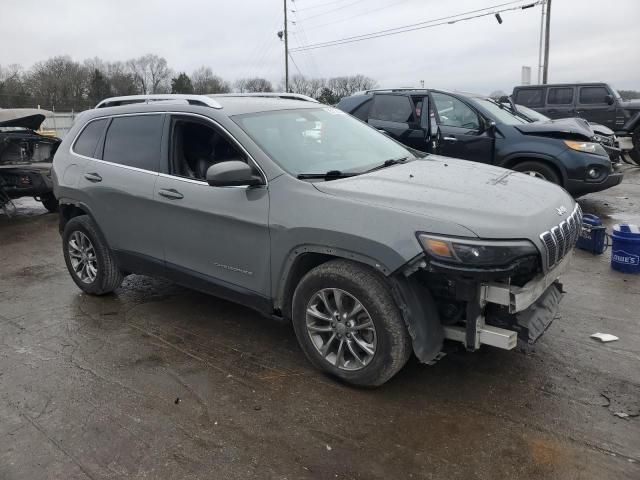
[294, 0, 408, 31]
[294, 0, 368, 22]
[290, 1, 541, 52]
[291, 0, 348, 12]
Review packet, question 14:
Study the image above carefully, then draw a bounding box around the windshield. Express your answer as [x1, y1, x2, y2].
[474, 99, 528, 125]
[609, 86, 623, 101]
[515, 104, 550, 122]
[233, 107, 414, 176]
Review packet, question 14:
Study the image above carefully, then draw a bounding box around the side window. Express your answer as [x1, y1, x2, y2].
[351, 99, 372, 121]
[514, 88, 544, 107]
[547, 87, 574, 105]
[103, 115, 164, 171]
[171, 117, 246, 181]
[370, 95, 414, 123]
[579, 86, 609, 105]
[73, 119, 108, 158]
[431, 92, 480, 130]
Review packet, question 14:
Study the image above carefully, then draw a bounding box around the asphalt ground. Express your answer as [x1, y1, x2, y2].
[1, 166, 639, 479]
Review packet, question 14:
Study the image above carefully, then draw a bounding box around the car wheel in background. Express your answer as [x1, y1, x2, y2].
[628, 127, 640, 165]
[513, 160, 561, 185]
[62, 215, 123, 295]
[39, 192, 59, 213]
[292, 259, 411, 387]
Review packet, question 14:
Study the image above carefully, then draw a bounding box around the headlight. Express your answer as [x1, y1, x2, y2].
[564, 140, 607, 156]
[417, 234, 538, 267]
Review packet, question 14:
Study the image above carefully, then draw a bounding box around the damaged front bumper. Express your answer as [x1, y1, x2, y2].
[443, 253, 572, 351]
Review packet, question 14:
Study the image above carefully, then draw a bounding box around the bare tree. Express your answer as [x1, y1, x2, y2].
[26, 56, 89, 109]
[127, 54, 171, 94]
[191, 67, 230, 94]
[235, 77, 273, 93]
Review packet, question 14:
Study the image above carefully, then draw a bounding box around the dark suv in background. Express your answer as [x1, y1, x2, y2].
[512, 83, 640, 163]
[337, 88, 623, 196]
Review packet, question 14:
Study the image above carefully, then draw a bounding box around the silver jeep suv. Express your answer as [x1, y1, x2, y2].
[53, 94, 580, 386]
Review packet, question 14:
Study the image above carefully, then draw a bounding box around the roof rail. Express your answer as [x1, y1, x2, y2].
[209, 92, 319, 103]
[95, 94, 223, 109]
[360, 87, 426, 94]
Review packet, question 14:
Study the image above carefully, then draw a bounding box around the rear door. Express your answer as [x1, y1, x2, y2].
[545, 86, 576, 118]
[513, 87, 547, 115]
[430, 92, 494, 163]
[576, 85, 616, 127]
[366, 94, 428, 150]
[79, 113, 165, 262]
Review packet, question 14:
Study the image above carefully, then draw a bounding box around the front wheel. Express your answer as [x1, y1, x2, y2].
[39, 192, 58, 212]
[291, 260, 411, 387]
[628, 127, 640, 165]
[513, 160, 561, 185]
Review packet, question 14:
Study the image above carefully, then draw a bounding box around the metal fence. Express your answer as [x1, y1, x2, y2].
[41, 112, 82, 138]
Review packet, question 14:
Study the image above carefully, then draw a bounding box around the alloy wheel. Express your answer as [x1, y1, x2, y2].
[68, 231, 98, 284]
[522, 170, 547, 180]
[305, 288, 377, 371]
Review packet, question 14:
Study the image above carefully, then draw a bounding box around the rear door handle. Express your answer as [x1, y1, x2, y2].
[158, 188, 184, 200]
[84, 172, 102, 182]
[443, 136, 458, 142]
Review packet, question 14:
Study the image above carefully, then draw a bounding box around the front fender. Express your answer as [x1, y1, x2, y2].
[499, 151, 568, 184]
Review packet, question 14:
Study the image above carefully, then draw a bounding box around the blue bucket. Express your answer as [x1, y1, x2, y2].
[611, 224, 640, 274]
[576, 214, 607, 254]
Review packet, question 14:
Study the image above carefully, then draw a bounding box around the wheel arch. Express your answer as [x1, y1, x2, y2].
[500, 154, 566, 186]
[275, 245, 393, 320]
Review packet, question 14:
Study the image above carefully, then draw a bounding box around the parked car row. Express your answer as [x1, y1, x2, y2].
[52, 93, 582, 386]
[336, 88, 623, 196]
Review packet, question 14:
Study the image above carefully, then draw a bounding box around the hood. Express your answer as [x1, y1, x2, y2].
[588, 122, 614, 136]
[313, 156, 575, 241]
[0, 109, 53, 130]
[620, 99, 640, 110]
[516, 118, 593, 139]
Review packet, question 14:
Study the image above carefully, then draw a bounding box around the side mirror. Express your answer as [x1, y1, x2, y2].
[604, 94, 614, 105]
[206, 161, 263, 187]
[481, 120, 497, 134]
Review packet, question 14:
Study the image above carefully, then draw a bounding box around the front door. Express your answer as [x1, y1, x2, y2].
[430, 92, 494, 163]
[156, 115, 271, 298]
[576, 86, 617, 128]
[367, 94, 428, 151]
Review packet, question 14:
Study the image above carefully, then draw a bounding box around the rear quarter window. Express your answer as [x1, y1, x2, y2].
[514, 88, 544, 107]
[73, 119, 108, 158]
[102, 115, 164, 171]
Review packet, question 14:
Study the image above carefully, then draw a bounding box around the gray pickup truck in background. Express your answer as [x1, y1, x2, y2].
[52, 94, 581, 386]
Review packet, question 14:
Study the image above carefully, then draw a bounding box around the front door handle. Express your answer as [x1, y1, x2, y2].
[158, 188, 184, 200]
[84, 172, 102, 182]
[443, 136, 458, 142]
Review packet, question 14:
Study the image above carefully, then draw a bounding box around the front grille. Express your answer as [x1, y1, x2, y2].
[539, 204, 582, 269]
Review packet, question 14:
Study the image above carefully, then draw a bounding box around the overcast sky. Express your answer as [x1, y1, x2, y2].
[2, 0, 639, 93]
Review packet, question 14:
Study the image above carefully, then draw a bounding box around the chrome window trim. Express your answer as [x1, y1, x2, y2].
[69, 111, 268, 186]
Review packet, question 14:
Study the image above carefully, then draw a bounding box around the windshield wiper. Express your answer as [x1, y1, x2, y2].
[362, 156, 410, 173]
[297, 170, 360, 180]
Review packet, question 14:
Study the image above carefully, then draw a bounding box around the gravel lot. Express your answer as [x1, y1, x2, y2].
[1, 166, 639, 479]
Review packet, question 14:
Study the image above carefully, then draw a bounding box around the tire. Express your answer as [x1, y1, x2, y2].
[513, 160, 561, 185]
[62, 215, 123, 295]
[291, 260, 411, 387]
[628, 127, 640, 165]
[40, 192, 58, 213]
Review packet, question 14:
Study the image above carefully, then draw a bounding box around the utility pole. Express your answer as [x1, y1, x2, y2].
[537, 0, 545, 84]
[542, 0, 551, 84]
[284, 0, 289, 92]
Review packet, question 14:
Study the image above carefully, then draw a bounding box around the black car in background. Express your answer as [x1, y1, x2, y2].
[0, 109, 60, 213]
[337, 88, 623, 196]
[512, 83, 640, 163]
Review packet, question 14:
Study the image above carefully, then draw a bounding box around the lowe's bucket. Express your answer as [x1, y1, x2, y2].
[576, 214, 607, 254]
[611, 224, 640, 274]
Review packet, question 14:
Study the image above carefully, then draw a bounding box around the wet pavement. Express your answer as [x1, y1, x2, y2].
[1, 167, 639, 479]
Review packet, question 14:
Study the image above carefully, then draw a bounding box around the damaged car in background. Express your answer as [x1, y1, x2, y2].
[337, 88, 623, 197]
[1, 109, 60, 214]
[54, 94, 582, 386]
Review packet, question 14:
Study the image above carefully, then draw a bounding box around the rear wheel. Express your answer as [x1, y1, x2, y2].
[628, 127, 640, 165]
[291, 260, 411, 387]
[39, 192, 58, 212]
[513, 160, 561, 185]
[62, 215, 123, 295]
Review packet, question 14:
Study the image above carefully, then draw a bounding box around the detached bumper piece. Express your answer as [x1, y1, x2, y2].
[442, 254, 570, 351]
